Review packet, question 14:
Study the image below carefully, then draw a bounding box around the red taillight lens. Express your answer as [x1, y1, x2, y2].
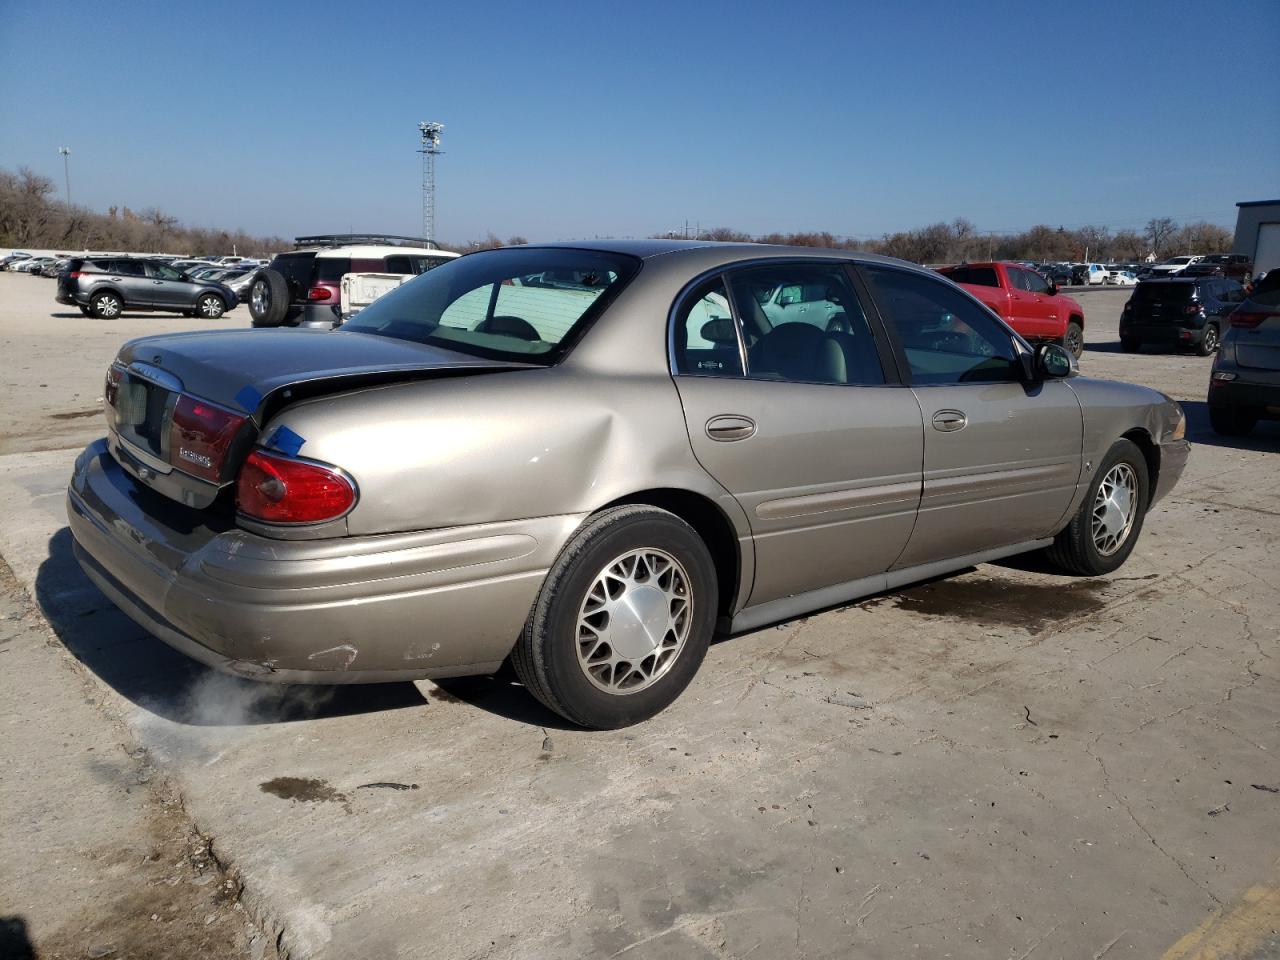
[237, 450, 355, 524]
[70, 271, 85, 279]
[1230, 310, 1278, 329]
[1183, 303, 1202, 315]
[307, 286, 332, 301]
[169, 395, 248, 483]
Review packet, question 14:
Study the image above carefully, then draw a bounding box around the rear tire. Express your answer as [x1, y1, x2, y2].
[90, 291, 122, 319]
[1045, 438, 1149, 576]
[1195, 323, 1219, 357]
[248, 269, 289, 327]
[196, 293, 225, 320]
[512, 505, 717, 729]
[1121, 337, 1140, 353]
[1209, 405, 1258, 437]
[78, 305, 92, 317]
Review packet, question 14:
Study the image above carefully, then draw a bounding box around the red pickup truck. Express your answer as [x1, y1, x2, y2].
[936, 261, 1085, 357]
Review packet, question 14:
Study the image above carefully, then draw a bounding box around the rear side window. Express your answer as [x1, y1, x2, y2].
[673, 278, 743, 378]
[727, 263, 885, 386]
[943, 266, 1000, 288]
[385, 254, 450, 275]
[111, 260, 146, 276]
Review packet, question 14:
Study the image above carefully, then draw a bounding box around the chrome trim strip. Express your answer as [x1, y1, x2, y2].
[127, 361, 184, 392]
[755, 479, 921, 520]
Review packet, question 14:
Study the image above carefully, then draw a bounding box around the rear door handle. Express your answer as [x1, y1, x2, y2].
[706, 415, 756, 442]
[932, 410, 967, 432]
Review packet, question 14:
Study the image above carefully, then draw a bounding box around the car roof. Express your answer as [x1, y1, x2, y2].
[515, 238, 921, 272]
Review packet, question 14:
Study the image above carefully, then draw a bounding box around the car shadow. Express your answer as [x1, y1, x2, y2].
[35, 527, 430, 726]
[1180, 399, 1279, 451]
[432, 671, 583, 731]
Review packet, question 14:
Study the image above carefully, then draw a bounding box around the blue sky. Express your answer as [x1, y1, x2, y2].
[2, 0, 1277, 243]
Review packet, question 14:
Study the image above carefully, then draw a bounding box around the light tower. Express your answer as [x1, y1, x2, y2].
[417, 122, 444, 244]
[57, 146, 71, 207]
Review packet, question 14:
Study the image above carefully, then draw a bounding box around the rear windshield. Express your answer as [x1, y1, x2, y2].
[941, 266, 999, 288]
[1134, 281, 1194, 301]
[343, 248, 640, 364]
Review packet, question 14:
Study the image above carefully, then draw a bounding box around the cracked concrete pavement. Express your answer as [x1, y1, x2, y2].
[1, 272, 1277, 959]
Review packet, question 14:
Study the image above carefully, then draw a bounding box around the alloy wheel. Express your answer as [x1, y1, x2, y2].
[1091, 462, 1138, 556]
[251, 279, 268, 315]
[575, 548, 692, 695]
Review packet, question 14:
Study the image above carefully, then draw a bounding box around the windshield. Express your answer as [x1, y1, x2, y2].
[1165, 257, 1193, 266]
[343, 248, 640, 363]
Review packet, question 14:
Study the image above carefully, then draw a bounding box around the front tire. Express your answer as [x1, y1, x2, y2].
[90, 291, 122, 319]
[1209, 405, 1257, 437]
[1063, 320, 1084, 359]
[1045, 438, 1149, 576]
[512, 505, 717, 729]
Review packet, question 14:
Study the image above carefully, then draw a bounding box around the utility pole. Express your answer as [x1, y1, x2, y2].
[417, 122, 444, 244]
[57, 147, 71, 207]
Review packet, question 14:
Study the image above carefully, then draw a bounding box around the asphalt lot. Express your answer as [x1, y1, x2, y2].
[0, 269, 1277, 959]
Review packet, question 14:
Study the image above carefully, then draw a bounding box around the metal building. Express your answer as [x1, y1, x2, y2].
[1232, 199, 1280, 276]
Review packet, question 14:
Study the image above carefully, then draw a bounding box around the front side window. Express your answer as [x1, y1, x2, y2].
[1022, 269, 1051, 294]
[726, 264, 885, 385]
[146, 263, 183, 281]
[673, 278, 743, 377]
[343, 248, 639, 363]
[866, 266, 1021, 385]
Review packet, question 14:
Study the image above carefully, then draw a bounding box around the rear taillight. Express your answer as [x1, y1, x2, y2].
[307, 286, 332, 301]
[104, 366, 121, 407]
[1183, 302, 1202, 315]
[1230, 310, 1278, 329]
[169, 395, 248, 483]
[237, 450, 355, 524]
[70, 271, 85, 279]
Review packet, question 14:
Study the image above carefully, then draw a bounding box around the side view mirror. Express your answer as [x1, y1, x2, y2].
[779, 295, 797, 307]
[1046, 282, 1059, 296]
[1034, 342, 1074, 380]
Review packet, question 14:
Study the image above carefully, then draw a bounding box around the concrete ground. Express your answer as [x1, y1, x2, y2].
[0, 270, 1277, 959]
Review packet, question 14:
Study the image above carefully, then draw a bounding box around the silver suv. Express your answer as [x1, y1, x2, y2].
[56, 256, 238, 319]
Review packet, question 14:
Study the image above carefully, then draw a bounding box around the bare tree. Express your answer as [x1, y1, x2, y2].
[1144, 217, 1177, 257]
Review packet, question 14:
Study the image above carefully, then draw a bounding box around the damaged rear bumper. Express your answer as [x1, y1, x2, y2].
[67, 439, 582, 683]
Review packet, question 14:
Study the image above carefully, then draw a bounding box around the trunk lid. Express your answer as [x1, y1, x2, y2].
[106, 328, 533, 507]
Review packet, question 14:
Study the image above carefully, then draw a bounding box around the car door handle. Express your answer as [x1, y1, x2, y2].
[706, 415, 756, 442]
[932, 410, 967, 432]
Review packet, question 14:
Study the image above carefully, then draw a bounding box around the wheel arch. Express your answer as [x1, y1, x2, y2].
[599, 487, 745, 624]
[1121, 428, 1160, 506]
[88, 283, 126, 304]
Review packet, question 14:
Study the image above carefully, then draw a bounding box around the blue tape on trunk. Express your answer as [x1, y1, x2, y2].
[234, 385, 263, 412]
[266, 426, 305, 457]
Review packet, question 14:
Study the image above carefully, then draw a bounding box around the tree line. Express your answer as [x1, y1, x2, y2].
[2, 163, 1234, 265]
[653, 216, 1234, 264]
[0, 166, 289, 257]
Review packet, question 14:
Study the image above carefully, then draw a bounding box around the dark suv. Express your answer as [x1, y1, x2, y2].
[56, 256, 238, 320]
[1119, 277, 1245, 356]
[247, 234, 457, 328]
